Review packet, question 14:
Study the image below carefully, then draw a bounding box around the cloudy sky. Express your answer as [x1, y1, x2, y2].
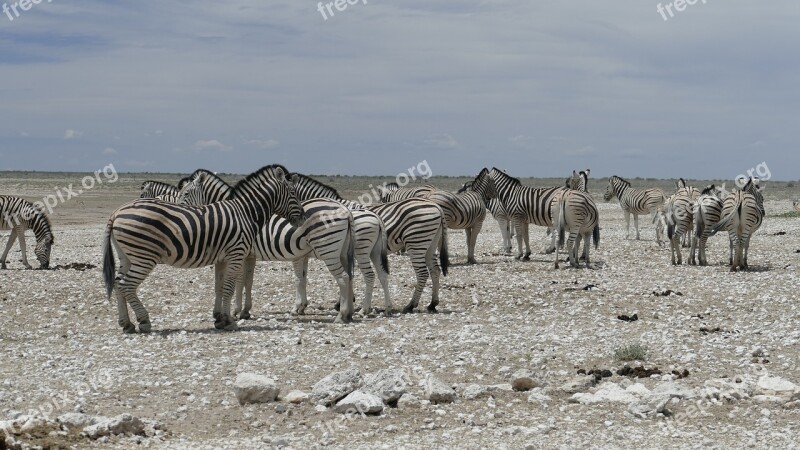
[0, 0, 798, 180]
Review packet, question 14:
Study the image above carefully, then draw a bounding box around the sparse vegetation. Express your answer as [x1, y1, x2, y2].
[614, 343, 648, 361]
[774, 211, 800, 218]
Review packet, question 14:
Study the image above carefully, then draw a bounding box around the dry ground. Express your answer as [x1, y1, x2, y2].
[2, 172, 800, 449]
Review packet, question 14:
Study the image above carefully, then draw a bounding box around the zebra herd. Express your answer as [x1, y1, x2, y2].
[0, 165, 772, 334]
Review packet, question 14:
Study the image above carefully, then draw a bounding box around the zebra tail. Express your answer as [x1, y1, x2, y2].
[695, 206, 705, 237]
[711, 207, 736, 236]
[345, 216, 355, 279]
[666, 203, 676, 240]
[102, 221, 116, 301]
[593, 223, 600, 249]
[557, 196, 567, 248]
[439, 218, 449, 277]
[378, 223, 390, 275]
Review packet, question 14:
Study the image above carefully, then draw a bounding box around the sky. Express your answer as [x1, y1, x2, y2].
[0, 0, 798, 180]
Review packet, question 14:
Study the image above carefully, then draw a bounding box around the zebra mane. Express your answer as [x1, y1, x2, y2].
[491, 167, 521, 187]
[177, 175, 195, 190]
[141, 180, 178, 192]
[385, 182, 400, 190]
[700, 184, 716, 196]
[457, 181, 473, 194]
[24, 201, 54, 243]
[184, 169, 229, 187]
[291, 172, 343, 199]
[231, 164, 293, 196]
[611, 175, 631, 187]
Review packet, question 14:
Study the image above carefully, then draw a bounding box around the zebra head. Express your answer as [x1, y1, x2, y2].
[567, 169, 590, 192]
[30, 207, 53, 269]
[379, 182, 400, 202]
[604, 176, 625, 201]
[676, 178, 688, 190]
[471, 168, 496, 200]
[178, 172, 209, 206]
[35, 234, 53, 269]
[235, 165, 306, 227]
[742, 177, 765, 210]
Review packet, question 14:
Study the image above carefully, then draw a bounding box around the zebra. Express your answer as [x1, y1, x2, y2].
[290, 174, 449, 313]
[711, 177, 765, 271]
[565, 169, 590, 192]
[690, 184, 728, 266]
[674, 179, 700, 247]
[489, 167, 567, 260]
[663, 189, 696, 265]
[139, 180, 179, 199]
[603, 176, 666, 241]
[793, 200, 800, 212]
[458, 181, 514, 254]
[178, 169, 358, 321]
[102, 164, 305, 333]
[1, 196, 54, 270]
[423, 168, 495, 264]
[554, 190, 600, 269]
[380, 183, 436, 203]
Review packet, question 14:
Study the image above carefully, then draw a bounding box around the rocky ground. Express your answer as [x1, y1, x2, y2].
[2, 174, 800, 449]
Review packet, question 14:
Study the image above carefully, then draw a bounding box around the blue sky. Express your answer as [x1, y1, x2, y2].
[0, 0, 798, 179]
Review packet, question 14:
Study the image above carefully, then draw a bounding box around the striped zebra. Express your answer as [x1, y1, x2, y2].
[102, 164, 305, 333]
[381, 183, 436, 203]
[711, 177, 765, 271]
[423, 168, 495, 264]
[690, 184, 728, 266]
[458, 181, 514, 254]
[290, 174, 449, 313]
[139, 180, 179, 200]
[489, 167, 567, 260]
[178, 169, 357, 321]
[663, 189, 695, 265]
[565, 169, 590, 192]
[793, 200, 800, 212]
[1, 196, 54, 269]
[603, 176, 666, 241]
[554, 190, 600, 268]
[674, 179, 700, 247]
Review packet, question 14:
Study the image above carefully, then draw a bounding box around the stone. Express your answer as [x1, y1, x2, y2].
[461, 384, 490, 400]
[512, 370, 539, 392]
[82, 414, 145, 439]
[234, 373, 280, 405]
[397, 393, 422, 409]
[652, 381, 697, 399]
[559, 375, 597, 394]
[569, 382, 638, 405]
[312, 366, 363, 406]
[527, 387, 552, 404]
[362, 368, 408, 404]
[755, 375, 800, 401]
[283, 390, 310, 404]
[628, 394, 671, 418]
[57, 412, 100, 432]
[334, 390, 384, 415]
[425, 375, 456, 404]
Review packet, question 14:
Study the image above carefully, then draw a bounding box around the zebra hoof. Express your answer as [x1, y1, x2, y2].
[121, 322, 136, 334]
[223, 322, 239, 331]
[138, 320, 151, 333]
[402, 304, 415, 314]
[239, 311, 252, 320]
[467, 258, 477, 265]
[522, 255, 531, 261]
[333, 302, 341, 312]
[214, 319, 227, 329]
[426, 305, 438, 313]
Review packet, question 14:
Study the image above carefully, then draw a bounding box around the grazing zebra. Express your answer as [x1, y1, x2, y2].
[178, 169, 358, 321]
[0, 196, 54, 269]
[690, 184, 728, 266]
[663, 190, 695, 265]
[381, 183, 436, 203]
[711, 177, 765, 271]
[291, 174, 449, 313]
[603, 176, 666, 241]
[458, 181, 514, 254]
[489, 167, 566, 260]
[102, 164, 305, 333]
[565, 169, 590, 192]
[423, 168, 495, 264]
[554, 190, 600, 269]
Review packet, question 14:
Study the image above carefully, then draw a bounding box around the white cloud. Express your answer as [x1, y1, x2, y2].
[64, 129, 83, 139]
[192, 139, 232, 152]
[424, 134, 459, 149]
[102, 147, 118, 155]
[245, 138, 280, 149]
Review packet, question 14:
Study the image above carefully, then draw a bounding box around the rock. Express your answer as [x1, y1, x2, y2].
[58, 412, 100, 432]
[362, 368, 408, 404]
[461, 384, 490, 400]
[312, 366, 363, 406]
[487, 383, 514, 392]
[628, 394, 671, 418]
[425, 375, 456, 404]
[234, 373, 280, 405]
[334, 390, 384, 415]
[703, 379, 753, 401]
[527, 387, 552, 404]
[498, 366, 512, 378]
[273, 437, 290, 447]
[625, 383, 651, 397]
[652, 381, 697, 399]
[512, 370, 538, 392]
[569, 382, 638, 405]
[275, 404, 287, 414]
[13, 415, 60, 436]
[755, 375, 800, 401]
[559, 375, 597, 394]
[82, 414, 145, 439]
[284, 390, 310, 404]
[752, 347, 766, 357]
[397, 393, 422, 409]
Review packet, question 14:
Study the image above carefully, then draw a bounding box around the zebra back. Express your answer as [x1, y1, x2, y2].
[490, 167, 566, 226]
[604, 175, 665, 214]
[180, 169, 234, 205]
[140, 181, 179, 199]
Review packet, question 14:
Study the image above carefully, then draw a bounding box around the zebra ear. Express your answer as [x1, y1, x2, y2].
[573, 170, 577, 176]
[289, 173, 300, 183]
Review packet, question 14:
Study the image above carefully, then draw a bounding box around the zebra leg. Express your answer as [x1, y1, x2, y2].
[333, 270, 354, 324]
[292, 258, 309, 315]
[238, 254, 257, 319]
[213, 261, 226, 322]
[568, 232, 579, 267]
[369, 240, 392, 316]
[403, 248, 429, 313]
[217, 258, 243, 331]
[513, 219, 526, 260]
[1, 228, 18, 269]
[426, 243, 441, 313]
[689, 234, 698, 265]
[15, 229, 32, 269]
[358, 254, 375, 315]
[624, 211, 631, 239]
[698, 235, 708, 266]
[521, 222, 532, 260]
[466, 223, 481, 264]
[581, 232, 591, 267]
[741, 232, 751, 270]
[498, 218, 512, 254]
[117, 263, 155, 333]
[633, 214, 641, 240]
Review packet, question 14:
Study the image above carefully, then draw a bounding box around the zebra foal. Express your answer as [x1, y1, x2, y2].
[1, 196, 54, 269]
[103, 164, 305, 333]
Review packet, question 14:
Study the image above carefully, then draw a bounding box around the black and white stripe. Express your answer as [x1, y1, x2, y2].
[565, 169, 590, 192]
[554, 190, 599, 268]
[178, 170, 357, 321]
[663, 189, 695, 265]
[381, 183, 436, 203]
[458, 181, 514, 254]
[690, 184, 727, 266]
[711, 177, 765, 271]
[102, 164, 305, 333]
[1, 196, 54, 269]
[603, 175, 666, 241]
